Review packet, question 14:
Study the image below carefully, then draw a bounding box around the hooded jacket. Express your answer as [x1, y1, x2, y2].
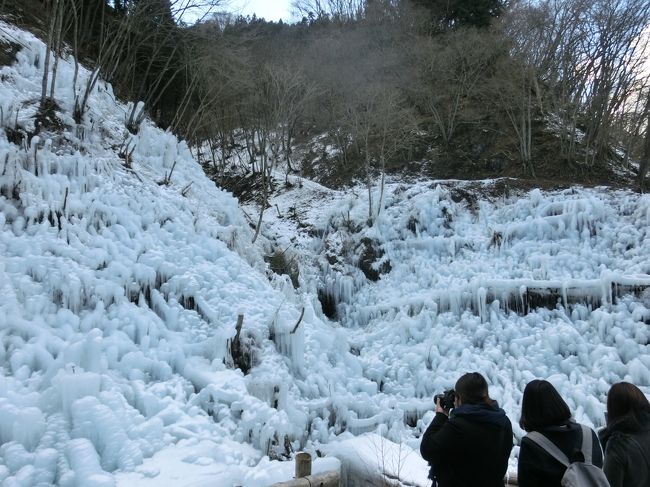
[599, 411, 650, 487]
[518, 421, 603, 487]
[420, 403, 513, 487]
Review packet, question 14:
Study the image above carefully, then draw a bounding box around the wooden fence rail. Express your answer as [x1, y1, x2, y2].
[267, 452, 518, 487]
[269, 471, 340, 487]
[268, 452, 339, 487]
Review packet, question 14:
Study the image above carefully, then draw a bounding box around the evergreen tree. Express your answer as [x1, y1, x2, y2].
[411, 0, 503, 30]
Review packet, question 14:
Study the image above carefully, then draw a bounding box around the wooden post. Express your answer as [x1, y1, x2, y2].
[505, 472, 519, 485]
[295, 452, 311, 478]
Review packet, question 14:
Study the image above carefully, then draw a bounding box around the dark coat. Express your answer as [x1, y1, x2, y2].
[420, 403, 513, 487]
[599, 412, 650, 487]
[518, 421, 603, 487]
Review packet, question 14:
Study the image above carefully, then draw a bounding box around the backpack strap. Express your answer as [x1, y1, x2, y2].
[526, 431, 570, 467]
[580, 424, 593, 463]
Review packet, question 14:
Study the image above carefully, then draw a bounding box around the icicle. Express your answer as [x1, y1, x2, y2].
[477, 287, 488, 323]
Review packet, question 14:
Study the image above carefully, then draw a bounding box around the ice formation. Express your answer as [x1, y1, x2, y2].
[1, 19, 650, 487]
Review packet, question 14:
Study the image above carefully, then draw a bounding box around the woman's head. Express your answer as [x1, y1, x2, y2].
[455, 372, 490, 405]
[519, 380, 571, 432]
[606, 382, 650, 430]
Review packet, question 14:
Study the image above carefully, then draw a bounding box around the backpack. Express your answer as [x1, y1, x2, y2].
[526, 424, 610, 487]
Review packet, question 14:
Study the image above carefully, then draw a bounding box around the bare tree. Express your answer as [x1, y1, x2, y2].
[247, 65, 283, 243]
[264, 63, 319, 179]
[292, 0, 365, 21]
[581, 0, 650, 165]
[47, 0, 65, 99]
[501, 0, 587, 164]
[638, 89, 650, 190]
[504, 0, 650, 168]
[40, 0, 60, 108]
[340, 84, 418, 225]
[413, 29, 497, 149]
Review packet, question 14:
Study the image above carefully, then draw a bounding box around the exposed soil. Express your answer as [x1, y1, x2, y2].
[0, 0, 47, 38]
[0, 39, 20, 67]
[422, 153, 633, 191]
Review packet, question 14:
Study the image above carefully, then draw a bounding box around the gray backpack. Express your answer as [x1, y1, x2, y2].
[526, 424, 610, 487]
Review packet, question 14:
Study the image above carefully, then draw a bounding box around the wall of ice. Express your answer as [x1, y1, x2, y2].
[256, 173, 650, 472]
[313, 183, 650, 326]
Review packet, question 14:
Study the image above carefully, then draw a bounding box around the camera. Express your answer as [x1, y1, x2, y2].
[434, 389, 456, 412]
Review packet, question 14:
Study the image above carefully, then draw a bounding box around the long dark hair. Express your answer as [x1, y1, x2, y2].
[606, 382, 650, 433]
[519, 380, 571, 432]
[455, 372, 492, 405]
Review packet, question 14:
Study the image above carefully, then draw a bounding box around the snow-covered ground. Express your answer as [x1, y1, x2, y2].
[2, 19, 650, 487]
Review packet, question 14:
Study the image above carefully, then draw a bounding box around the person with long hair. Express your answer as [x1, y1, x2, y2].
[518, 379, 604, 486]
[420, 372, 513, 487]
[599, 382, 650, 487]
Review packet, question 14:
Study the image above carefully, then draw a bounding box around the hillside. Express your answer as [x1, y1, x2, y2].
[2, 18, 650, 487]
[0, 21, 346, 486]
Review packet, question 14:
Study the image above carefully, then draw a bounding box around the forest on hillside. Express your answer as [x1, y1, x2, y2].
[2, 0, 650, 190]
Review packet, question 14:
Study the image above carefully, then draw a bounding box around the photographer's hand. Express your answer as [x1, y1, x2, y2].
[435, 397, 448, 417]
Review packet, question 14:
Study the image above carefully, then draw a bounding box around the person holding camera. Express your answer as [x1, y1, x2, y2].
[420, 372, 513, 487]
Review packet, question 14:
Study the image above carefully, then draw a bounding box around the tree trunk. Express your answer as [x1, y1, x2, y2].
[638, 92, 650, 192]
[40, 0, 59, 107]
[49, 0, 64, 100]
[252, 149, 271, 244]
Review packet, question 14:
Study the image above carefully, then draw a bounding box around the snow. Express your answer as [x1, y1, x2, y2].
[323, 433, 429, 486]
[1, 18, 650, 487]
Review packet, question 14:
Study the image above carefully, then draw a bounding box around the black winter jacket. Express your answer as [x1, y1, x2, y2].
[599, 412, 650, 487]
[420, 403, 513, 487]
[518, 421, 603, 487]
